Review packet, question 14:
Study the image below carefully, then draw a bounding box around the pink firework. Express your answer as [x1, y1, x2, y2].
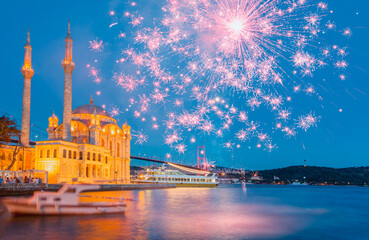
[132, 130, 148, 145]
[236, 129, 248, 142]
[96, 0, 350, 152]
[165, 131, 182, 145]
[89, 38, 104, 52]
[175, 143, 187, 154]
[109, 106, 121, 117]
[198, 120, 214, 134]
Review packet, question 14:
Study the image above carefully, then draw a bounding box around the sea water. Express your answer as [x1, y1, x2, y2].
[1, 185, 369, 240]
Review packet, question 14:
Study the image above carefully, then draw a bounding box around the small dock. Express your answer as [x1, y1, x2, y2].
[0, 183, 176, 196]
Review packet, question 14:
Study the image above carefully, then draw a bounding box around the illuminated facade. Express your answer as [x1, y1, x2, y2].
[0, 23, 132, 184]
[36, 96, 132, 184]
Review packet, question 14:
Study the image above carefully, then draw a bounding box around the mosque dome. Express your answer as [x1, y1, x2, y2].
[72, 96, 111, 118]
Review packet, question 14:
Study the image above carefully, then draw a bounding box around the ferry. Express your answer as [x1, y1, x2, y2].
[138, 169, 219, 187]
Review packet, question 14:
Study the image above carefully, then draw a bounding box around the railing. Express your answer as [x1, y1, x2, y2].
[0, 183, 49, 196]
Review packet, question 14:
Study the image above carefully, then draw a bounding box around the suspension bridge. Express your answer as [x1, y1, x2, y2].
[130, 146, 211, 174]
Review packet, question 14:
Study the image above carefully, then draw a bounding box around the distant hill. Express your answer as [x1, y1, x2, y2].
[131, 164, 369, 186]
[256, 166, 369, 185]
[131, 166, 145, 171]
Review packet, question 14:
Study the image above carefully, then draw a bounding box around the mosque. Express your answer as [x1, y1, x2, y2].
[0, 22, 132, 184]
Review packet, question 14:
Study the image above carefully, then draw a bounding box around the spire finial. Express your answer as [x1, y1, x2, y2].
[26, 28, 30, 44]
[90, 95, 94, 104]
[67, 20, 71, 36]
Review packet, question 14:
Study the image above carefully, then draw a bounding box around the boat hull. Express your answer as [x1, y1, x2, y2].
[136, 180, 218, 188]
[2, 199, 126, 216]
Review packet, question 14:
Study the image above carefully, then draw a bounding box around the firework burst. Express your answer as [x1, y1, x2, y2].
[88, 0, 350, 154]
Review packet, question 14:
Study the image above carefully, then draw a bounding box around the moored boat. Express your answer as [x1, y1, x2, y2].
[137, 168, 219, 187]
[1, 184, 126, 216]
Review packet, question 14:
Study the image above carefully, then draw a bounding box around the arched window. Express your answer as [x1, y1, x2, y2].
[109, 141, 112, 152]
[79, 151, 83, 160]
[63, 149, 66, 158]
[87, 152, 90, 160]
[101, 138, 105, 148]
[93, 153, 96, 161]
[98, 154, 101, 162]
[117, 143, 120, 157]
[47, 149, 50, 158]
[53, 149, 57, 158]
[105, 156, 108, 164]
[82, 137, 88, 143]
[68, 150, 72, 159]
[73, 151, 76, 159]
[72, 137, 77, 143]
[40, 150, 44, 158]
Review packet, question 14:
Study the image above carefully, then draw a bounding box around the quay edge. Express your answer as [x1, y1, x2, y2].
[0, 183, 176, 196]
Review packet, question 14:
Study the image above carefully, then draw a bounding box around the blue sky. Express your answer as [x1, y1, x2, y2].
[0, 0, 368, 169]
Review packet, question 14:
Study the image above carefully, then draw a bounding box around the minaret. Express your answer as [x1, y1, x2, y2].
[62, 20, 75, 141]
[20, 29, 34, 147]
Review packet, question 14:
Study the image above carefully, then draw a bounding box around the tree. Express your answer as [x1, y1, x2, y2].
[0, 115, 21, 170]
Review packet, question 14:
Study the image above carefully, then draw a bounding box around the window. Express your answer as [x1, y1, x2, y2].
[87, 152, 90, 160]
[117, 143, 120, 157]
[63, 150, 66, 158]
[79, 151, 83, 160]
[105, 156, 108, 164]
[109, 141, 113, 152]
[65, 188, 76, 193]
[40, 150, 44, 158]
[101, 138, 105, 148]
[98, 154, 101, 162]
[46, 149, 50, 158]
[72, 137, 77, 143]
[18, 154, 23, 161]
[73, 151, 76, 159]
[93, 153, 96, 161]
[68, 150, 71, 159]
[53, 149, 57, 158]
[82, 137, 87, 143]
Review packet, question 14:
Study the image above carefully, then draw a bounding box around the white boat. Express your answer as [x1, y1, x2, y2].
[1, 184, 126, 216]
[290, 181, 309, 185]
[137, 168, 219, 187]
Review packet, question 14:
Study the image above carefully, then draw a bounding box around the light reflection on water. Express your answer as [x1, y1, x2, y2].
[1, 185, 369, 240]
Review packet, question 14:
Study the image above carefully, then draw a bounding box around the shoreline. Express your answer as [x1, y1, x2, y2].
[0, 183, 176, 196]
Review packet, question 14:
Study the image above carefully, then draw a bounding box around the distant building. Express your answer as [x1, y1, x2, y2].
[0, 22, 132, 184]
[250, 176, 263, 181]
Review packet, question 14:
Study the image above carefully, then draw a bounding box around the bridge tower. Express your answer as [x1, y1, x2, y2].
[197, 146, 205, 169]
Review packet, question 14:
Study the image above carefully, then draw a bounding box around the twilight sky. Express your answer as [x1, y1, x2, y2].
[0, 0, 368, 169]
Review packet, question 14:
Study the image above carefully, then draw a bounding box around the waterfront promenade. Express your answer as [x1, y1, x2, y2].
[0, 183, 176, 196]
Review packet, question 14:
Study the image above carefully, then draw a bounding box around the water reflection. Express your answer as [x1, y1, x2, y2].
[0, 186, 325, 240]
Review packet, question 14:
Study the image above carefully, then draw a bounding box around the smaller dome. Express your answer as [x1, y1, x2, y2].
[72, 96, 111, 117]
